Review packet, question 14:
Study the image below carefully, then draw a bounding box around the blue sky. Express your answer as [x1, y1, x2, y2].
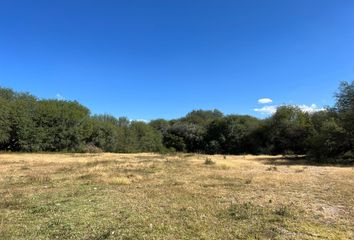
[1, 0, 354, 120]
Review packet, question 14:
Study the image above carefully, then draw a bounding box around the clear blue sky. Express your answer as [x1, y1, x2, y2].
[1, 0, 354, 120]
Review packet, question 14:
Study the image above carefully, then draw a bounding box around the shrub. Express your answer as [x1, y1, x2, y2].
[81, 144, 103, 153]
[228, 202, 263, 220]
[266, 166, 278, 171]
[274, 205, 292, 217]
[342, 150, 354, 160]
[204, 158, 215, 165]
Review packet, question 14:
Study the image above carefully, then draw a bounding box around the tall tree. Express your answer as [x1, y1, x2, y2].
[268, 106, 314, 154]
[335, 81, 354, 151]
[36, 100, 91, 151]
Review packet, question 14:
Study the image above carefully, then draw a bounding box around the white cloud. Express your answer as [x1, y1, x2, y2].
[297, 104, 325, 113]
[258, 98, 273, 104]
[56, 93, 64, 100]
[254, 103, 325, 115]
[254, 105, 277, 115]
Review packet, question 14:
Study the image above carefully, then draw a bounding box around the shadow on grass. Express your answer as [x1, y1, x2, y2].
[256, 156, 353, 167]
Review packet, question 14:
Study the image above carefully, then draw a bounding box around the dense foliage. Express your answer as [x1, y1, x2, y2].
[0, 89, 163, 153]
[0, 81, 353, 163]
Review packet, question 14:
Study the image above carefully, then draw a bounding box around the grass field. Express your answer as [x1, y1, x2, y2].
[0, 153, 353, 239]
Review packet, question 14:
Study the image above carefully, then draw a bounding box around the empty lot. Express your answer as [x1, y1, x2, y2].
[0, 153, 353, 239]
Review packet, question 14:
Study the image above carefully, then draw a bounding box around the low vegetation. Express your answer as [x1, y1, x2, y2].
[204, 157, 215, 165]
[1, 81, 354, 164]
[0, 153, 353, 239]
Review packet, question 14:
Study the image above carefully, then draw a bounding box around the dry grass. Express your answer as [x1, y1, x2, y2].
[0, 153, 353, 239]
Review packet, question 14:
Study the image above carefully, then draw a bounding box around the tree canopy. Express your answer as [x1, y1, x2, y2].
[1, 81, 353, 163]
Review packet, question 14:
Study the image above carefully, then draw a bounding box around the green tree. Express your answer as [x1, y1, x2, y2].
[0, 97, 11, 148]
[8, 93, 40, 151]
[36, 100, 91, 151]
[268, 106, 314, 154]
[149, 119, 170, 134]
[164, 122, 204, 152]
[89, 115, 119, 152]
[128, 121, 164, 152]
[335, 81, 354, 151]
[163, 132, 186, 152]
[181, 109, 223, 127]
[205, 115, 261, 154]
[308, 110, 348, 161]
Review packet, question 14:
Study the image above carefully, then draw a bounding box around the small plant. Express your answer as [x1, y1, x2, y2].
[274, 205, 292, 217]
[228, 202, 263, 220]
[204, 158, 215, 165]
[80, 143, 103, 153]
[295, 166, 307, 173]
[284, 150, 295, 157]
[266, 166, 278, 171]
[245, 178, 252, 184]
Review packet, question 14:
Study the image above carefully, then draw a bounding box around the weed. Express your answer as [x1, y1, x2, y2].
[274, 205, 293, 217]
[267, 166, 278, 171]
[204, 158, 215, 165]
[228, 202, 264, 220]
[245, 178, 252, 184]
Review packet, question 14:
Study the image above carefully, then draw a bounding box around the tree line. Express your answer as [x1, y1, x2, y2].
[0, 81, 353, 163]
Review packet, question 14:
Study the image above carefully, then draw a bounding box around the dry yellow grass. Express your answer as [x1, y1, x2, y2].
[0, 153, 353, 239]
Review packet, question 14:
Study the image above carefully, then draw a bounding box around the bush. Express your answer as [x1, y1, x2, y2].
[228, 202, 263, 220]
[204, 158, 215, 165]
[274, 205, 292, 217]
[80, 144, 103, 153]
[342, 150, 354, 159]
[340, 150, 354, 164]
